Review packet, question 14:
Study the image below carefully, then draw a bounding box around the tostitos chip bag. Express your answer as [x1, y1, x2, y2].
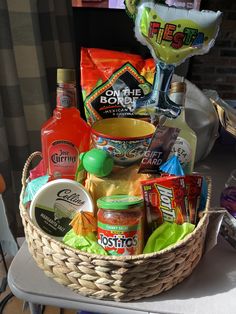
[80, 47, 156, 124]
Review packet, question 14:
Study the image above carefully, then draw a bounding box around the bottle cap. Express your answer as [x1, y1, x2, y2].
[80, 148, 114, 177]
[57, 68, 76, 84]
[170, 81, 186, 94]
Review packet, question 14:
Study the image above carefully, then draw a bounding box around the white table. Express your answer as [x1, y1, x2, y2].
[7, 237, 236, 314]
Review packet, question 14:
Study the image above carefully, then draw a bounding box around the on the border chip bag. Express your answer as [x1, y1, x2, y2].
[80, 47, 155, 125]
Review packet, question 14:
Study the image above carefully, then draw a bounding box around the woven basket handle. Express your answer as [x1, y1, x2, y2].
[21, 151, 42, 186]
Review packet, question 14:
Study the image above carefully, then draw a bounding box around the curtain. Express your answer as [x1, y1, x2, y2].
[0, 0, 76, 238]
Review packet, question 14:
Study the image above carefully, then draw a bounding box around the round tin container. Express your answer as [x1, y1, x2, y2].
[30, 179, 94, 240]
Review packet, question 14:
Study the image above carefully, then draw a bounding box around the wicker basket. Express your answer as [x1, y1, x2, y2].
[19, 151, 212, 302]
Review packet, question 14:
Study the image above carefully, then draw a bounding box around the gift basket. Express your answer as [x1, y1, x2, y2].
[19, 1, 222, 303]
[20, 151, 211, 301]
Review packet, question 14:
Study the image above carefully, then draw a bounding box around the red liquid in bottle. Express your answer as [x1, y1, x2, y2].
[41, 69, 91, 181]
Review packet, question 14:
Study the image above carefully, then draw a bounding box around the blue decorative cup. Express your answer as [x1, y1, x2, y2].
[91, 118, 155, 166]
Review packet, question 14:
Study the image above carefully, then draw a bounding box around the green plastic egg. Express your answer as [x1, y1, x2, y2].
[80, 148, 114, 177]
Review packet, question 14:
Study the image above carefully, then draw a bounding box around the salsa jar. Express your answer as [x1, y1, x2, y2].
[97, 195, 144, 256]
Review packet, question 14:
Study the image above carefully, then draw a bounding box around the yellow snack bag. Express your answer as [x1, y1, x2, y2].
[85, 164, 151, 213]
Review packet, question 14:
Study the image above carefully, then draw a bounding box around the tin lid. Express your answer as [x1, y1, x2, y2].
[29, 179, 94, 240]
[97, 195, 143, 210]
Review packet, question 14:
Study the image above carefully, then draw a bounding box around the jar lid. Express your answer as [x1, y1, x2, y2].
[29, 179, 94, 240]
[97, 195, 143, 210]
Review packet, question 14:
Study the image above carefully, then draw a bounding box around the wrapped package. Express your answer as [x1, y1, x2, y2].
[141, 175, 187, 231]
[85, 164, 152, 213]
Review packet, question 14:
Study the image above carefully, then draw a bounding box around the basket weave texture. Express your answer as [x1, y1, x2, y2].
[20, 152, 211, 302]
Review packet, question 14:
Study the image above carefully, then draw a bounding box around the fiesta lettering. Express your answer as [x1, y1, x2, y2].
[148, 22, 204, 49]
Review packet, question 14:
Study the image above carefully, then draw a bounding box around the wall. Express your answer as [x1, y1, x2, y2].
[187, 0, 236, 100]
